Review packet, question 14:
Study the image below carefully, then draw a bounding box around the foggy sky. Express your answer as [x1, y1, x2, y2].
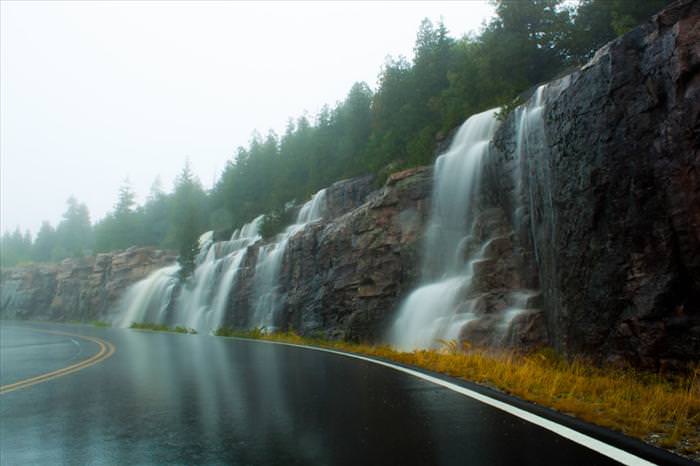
[1, 1, 493, 236]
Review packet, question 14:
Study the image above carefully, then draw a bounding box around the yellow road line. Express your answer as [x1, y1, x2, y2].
[0, 328, 116, 395]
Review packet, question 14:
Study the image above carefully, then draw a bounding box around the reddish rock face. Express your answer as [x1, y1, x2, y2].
[277, 167, 433, 341]
[0, 247, 175, 322]
[486, 0, 700, 368]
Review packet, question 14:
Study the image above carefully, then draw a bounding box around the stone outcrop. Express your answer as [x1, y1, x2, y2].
[324, 174, 377, 221]
[485, 0, 700, 367]
[279, 167, 432, 340]
[222, 167, 431, 340]
[1, 247, 175, 321]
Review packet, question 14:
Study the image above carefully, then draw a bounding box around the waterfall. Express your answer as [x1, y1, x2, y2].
[113, 264, 181, 328]
[388, 79, 576, 350]
[114, 188, 327, 334]
[174, 215, 264, 333]
[511, 78, 570, 339]
[387, 109, 500, 350]
[250, 188, 327, 331]
[114, 215, 263, 333]
[296, 188, 327, 224]
[514, 85, 547, 263]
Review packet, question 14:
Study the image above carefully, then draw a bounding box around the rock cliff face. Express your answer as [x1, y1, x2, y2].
[485, 0, 700, 367]
[1, 2, 697, 367]
[0, 248, 175, 321]
[280, 167, 432, 340]
[258, 0, 698, 365]
[220, 168, 431, 340]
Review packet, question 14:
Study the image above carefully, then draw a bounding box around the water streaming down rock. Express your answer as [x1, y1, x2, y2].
[504, 78, 571, 346]
[296, 188, 327, 224]
[512, 78, 570, 264]
[250, 189, 327, 331]
[173, 215, 264, 333]
[389, 81, 577, 350]
[387, 109, 501, 350]
[114, 215, 263, 333]
[114, 189, 327, 333]
[113, 264, 181, 328]
[513, 85, 547, 264]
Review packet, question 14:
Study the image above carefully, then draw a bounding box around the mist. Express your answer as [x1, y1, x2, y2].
[1, 1, 493, 235]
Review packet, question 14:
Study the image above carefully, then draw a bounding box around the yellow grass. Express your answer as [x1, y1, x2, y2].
[216, 327, 700, 457]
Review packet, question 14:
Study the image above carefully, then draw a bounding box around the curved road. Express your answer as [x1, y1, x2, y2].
[0, 323, 690, 465]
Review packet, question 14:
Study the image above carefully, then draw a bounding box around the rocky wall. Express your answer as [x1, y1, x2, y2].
[0, 247, 175, 322]
[487, 0, 700, 367]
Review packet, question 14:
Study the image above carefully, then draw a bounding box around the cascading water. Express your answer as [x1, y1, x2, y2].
[513, 85, 547, 263]
[511, 78, 570, 332]
[387, 109, 500, 350]
[389, 80, 575, 350]
[296, 188, 327, 224]
[113, 264, 181, 328]
[115, 188, 327, 333]
[173, 215, 264, 333]
[114, 215, 263, 333]
[250, 188, 327, 331]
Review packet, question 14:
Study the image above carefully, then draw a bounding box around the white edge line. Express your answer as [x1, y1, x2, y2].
[231, 337, 656, 466]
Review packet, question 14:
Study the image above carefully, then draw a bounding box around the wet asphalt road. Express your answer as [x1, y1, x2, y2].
[0, 323, 664, 465]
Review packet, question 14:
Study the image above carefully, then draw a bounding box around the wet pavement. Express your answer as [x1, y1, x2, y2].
[0, 323, 649, 465]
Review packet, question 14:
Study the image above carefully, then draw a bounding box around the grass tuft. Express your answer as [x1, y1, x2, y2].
[89, 320, 111, 328]
[65, 319, 111, 328]
[130, 322, 197, 334]
[214, 326, 267, 338]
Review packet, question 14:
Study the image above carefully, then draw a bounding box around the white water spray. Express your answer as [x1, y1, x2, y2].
[388, 109, 500, 350]
[250, 189, 327, 330]
[173, 215, 264, 333]
[113, 264, 181, 328]
[115, 215, 264, 333]
[115, 188, 327, 333]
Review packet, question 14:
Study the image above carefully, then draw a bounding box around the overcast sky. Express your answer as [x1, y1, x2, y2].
[1, 1, 494, 236]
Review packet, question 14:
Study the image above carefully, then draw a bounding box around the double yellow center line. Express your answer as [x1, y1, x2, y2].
[0, 328, 116, 395]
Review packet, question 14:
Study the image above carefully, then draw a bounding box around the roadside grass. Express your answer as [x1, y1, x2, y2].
[129, 322, 197, 334]
[66, 319, 111, 328]
[89, 320, 111, 328]
[215, 327, 700, 458]
[214, 326, 265, 338]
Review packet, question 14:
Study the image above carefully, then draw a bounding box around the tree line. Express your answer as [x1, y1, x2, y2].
[1, 0, 668, 270]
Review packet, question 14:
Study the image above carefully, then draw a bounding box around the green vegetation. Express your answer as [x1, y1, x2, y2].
[2, 197, 93, 266]
[216, 328, 700, 457]
[129, 322, 197, 334]
[214, 326, 267, 338]
[1, 0, 669, 269]
[89, 320, 111, 328]
[66, 319, 112, 328]
[259, 207, 296, 240]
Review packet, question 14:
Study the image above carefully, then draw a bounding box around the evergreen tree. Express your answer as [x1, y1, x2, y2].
[55, 197, 93, 258]
[0, 228, 32, 266]
[167, 161, 209, 278]
[566, 0, 670, 62]
[141, 176, 172, 246]
[33, 221, 56, 262]
[94, 180, 140, 252]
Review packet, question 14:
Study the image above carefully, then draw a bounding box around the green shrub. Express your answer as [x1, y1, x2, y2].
[90, 320, 111, 328]
[214, 326, 266, 338]
[130, 322, 196, 334]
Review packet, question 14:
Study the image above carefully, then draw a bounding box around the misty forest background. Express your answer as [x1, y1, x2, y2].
[1, 0, 668, 274]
